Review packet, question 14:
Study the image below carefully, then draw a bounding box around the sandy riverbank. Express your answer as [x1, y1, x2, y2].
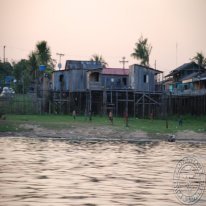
[1, 123, 206, 142]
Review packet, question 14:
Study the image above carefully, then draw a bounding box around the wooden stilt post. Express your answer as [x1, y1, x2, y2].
[79, 92, 82, 114]
[116, 91, 118, 116]
[60, 90, 62, 114]
[89, 90, 92, 112]
[126, 90, 128, 114]
[142, 93, 145, 118]
[68, 91, 71, 114]
[148, 92, 151, 118]
[133, 91, 135, 118]
[103, 89, 107, 115]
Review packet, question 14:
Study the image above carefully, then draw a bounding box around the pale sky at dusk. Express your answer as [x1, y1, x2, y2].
[0, 0, 206, 74]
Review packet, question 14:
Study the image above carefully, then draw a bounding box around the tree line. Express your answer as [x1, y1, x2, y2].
[0, 41, 55, 93]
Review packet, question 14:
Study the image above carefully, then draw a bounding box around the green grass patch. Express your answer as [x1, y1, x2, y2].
[0, 121, 18, 132]
[1, 114, 205, 134]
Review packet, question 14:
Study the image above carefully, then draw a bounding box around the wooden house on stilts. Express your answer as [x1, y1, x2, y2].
[52, 60, 163, 117]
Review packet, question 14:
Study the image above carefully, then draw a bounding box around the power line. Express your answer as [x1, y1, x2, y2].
[176, 42, 178, 66]
[3, 45, 6, 63]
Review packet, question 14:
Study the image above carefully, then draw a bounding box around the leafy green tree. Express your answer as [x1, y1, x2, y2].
[28, 51, 38, 80]
[192, 52, 206, 67]
[131, 36, 152, 66]
[13, 59, 31, 93]
[90, 54, 108, 68]
[0, 62, 13, 80]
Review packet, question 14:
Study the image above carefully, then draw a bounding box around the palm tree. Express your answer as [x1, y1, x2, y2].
[36, 40, 51, 66]
[28, 51, 38, 80]
[131, 36, 152, 66]
[192, 52, 206, 67]
[90, 54, 108, 68]
[35, 40, 55, 76]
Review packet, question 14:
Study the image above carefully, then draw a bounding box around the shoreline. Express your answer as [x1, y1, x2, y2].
[1, 123, 206, 143]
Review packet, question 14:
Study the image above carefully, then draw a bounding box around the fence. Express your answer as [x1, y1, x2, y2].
[1, 89, 206, 117]
[165, 93, 206, 116]
[0, 93, 47, 115]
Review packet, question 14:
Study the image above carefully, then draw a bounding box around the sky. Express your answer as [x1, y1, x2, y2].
[0, 0, 206, 74]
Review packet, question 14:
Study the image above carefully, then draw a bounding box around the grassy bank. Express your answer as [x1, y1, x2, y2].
[0, 114, 206, 134]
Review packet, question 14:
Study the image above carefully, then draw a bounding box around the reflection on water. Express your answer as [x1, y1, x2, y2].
[0, 137, 205, 206]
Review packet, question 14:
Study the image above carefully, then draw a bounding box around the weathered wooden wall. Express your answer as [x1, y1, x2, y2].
[53, 70, 88, 92]
[129, 65, 159, 92]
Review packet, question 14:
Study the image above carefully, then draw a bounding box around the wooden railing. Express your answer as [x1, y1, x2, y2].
[88, 81, 103, 90]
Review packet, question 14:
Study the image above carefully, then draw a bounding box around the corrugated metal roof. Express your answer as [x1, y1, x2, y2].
[133, 64, 163, 74]
[180, 72, 198, 81]
[102, 68, 129, 76]
[65, 60, 102, 70]
[193, 72, 206, 82]
[165, 62, 205, 77]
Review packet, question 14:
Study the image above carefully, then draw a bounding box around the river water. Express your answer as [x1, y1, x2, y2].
[0, 137, 205, 206]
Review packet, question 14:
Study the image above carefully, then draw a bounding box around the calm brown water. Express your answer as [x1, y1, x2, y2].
[0, 137, 206, 206]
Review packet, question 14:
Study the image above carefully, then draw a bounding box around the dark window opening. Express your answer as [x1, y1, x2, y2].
[117, 79, 121, 86]
[89, 72, 99, 82]
[59, 74, 64, 82]
[143, 74, 149, 83]
[122, 77, 127, 86]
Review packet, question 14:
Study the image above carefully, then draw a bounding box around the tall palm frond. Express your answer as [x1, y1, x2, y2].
[28, 51, 38, 80]
[192, 52, 206, 67]
[131, 36, 152, 66]
[90, 54, 108, 68]
[36, 40, 51, 65]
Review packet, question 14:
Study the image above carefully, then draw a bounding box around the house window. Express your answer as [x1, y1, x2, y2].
[143, 74, 149, 83]
[59, 74, 64, 82]
[89, 72, 99, 82]
[117, 79, 121, 86]
[122, 77, 127, 86]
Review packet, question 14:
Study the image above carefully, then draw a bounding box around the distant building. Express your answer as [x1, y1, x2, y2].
[164, 62, 206, 95]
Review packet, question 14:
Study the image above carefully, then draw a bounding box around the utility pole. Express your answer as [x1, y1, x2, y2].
[56, 53, 64, 70]
[119, 57, 128, 69]
[176, 43, 178, 66]
[3, 45, 6, 63]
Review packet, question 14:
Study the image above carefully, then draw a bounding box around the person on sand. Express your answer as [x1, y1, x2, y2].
[124, 111, 128, 127]
[149, 112, 153, 120]
[178, 115, 183, 126]
[72, 110, 76, 120]
[109, 110, 113, 125]
[84, 109, 87, 120]
[88, 110, 92, 122]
